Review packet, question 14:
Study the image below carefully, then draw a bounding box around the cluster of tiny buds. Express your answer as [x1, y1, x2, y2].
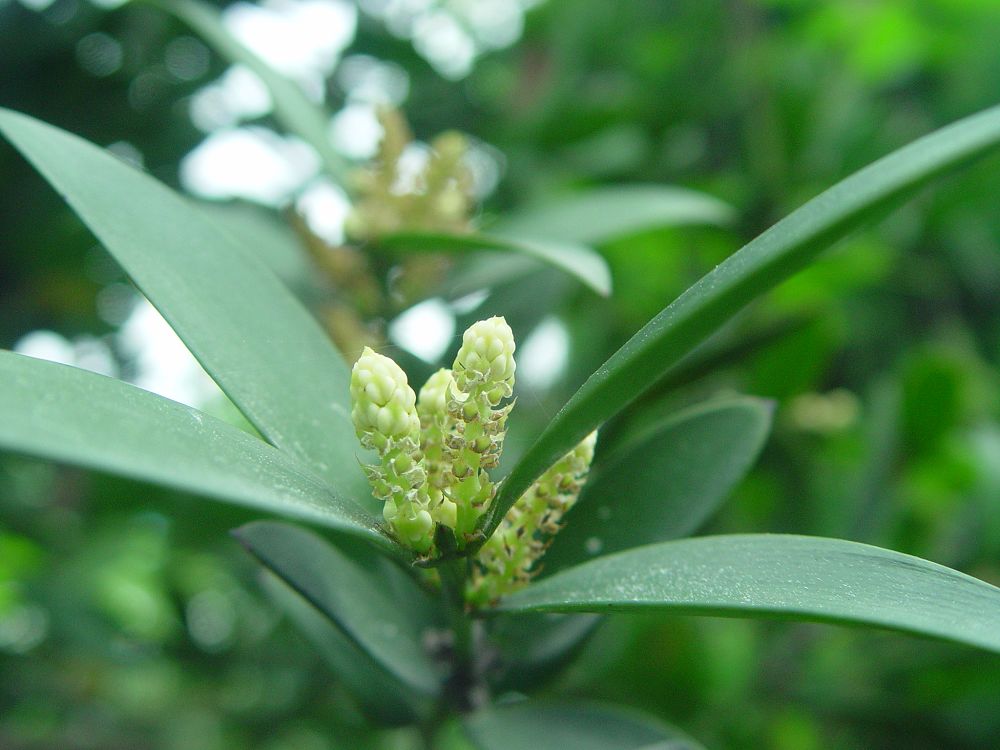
[466, 430, 598, 606]
[350, 347, 432, 551]
[349, 316, 597, 604]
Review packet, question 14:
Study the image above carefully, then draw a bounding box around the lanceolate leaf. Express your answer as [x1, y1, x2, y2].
[194, 200, 316, 292]
[463, 701, 705, 750]
[498, 535, 1000, 653]
[542, 397, 773, 575]
[492, 184, 733, 245]
[487, 613, 602, 692]
[262, 573, 427, 726]
[234, 521, 441, 697]
[150, 0, 348, 181]
[0, 351, 395, 552]
[0, 109, 373, 507]
[484, 103, 1000, 538]
[378, 230, 612, 297]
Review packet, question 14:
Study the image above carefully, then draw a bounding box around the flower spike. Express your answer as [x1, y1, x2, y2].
[467, 430, 598, 606]
[445, 316, 516, 541]
[418, 367, 458, 530]
[350, 347, 434, 552]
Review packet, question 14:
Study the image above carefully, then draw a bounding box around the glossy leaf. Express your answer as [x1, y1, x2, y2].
[463, 702, 704, 750]
[152, 0, 347, 180]
[234, 521, 441, 696]
[493, 184, 733, 245]
[487, 613, 601, 692]
[0, 351, 394, 551]
[378, 230, 612, 296]
[0, 108, 373, 506]
[262, 573, 425, 726]
[542, 397, 773, 575]
[498, 535, 1000, 653]
[194, 200, 315, 291]
[484, 103, 1000, 538]
[437, 253, 541, 301]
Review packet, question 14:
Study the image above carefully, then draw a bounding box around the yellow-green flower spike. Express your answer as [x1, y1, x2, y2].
[445, 317, 516, 541]
[467, 431, 598, 606]
[417, 368, 458, 530]
[350, 347, 434, 553]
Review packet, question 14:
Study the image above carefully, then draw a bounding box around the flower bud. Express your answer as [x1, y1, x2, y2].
[453, 317, 516, 397]
[350, 347, 420, 446]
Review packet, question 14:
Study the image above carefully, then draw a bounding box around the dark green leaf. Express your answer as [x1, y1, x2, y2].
[0, 108, 373, 507]
[485, 103, 1000, 538]
[234, 521, 441, 696]
[262, 573, 426, 726]
[0, 351, 394, 551]
[493, 184, 733, 245]
[463, 702, 704, 750]
[150, 0, 347, 180]
[543, 397, 772, 575]
[487, 613, 601, 692]
[379, 230, 611, 296]
[498, 535, 1000, 653]
[437, 253, 542, 301]
[193, 200, 315, 291]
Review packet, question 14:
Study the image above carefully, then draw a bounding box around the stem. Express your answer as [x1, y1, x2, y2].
[438, 557, 480, 712]
[439, 558, 473, 666]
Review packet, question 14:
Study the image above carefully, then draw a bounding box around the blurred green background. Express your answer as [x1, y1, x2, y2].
[3, 0, 1000, 747]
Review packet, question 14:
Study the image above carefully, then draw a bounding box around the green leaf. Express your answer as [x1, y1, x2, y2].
[149, 0, 347, 181]
[0, 351, 394, 552]
[0, 108, 373, 507]
[234, 521, 441, 696]
[498, 535, 1000, 653]
[437, 253, 541, 301]
[378, 230, 612, 297]
[492, 184, 733, 245]
[463, 702, 705, 750]
[487, 613, 601, 692]
[193, 200, 315, 291]
[542, 397, 773, 575]
[261, 573, 426, 726]
[484, 103, 1000, 539]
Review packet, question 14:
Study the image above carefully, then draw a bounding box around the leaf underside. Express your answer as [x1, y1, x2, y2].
[234, 521, 441, 696]
[378, 230, 612, 297]
[492, 183, 733, 245]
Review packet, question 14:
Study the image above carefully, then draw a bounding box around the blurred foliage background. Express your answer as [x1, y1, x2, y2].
[3, 0, 1000, 748]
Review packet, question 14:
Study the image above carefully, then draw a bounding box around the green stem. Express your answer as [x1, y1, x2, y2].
[439, 559, 472, 662]
[438, 558, 480, 711]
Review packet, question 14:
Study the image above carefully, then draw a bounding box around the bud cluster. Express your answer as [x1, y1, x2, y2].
[350, 347, 433, 552]
[445, 317, 517, 539]
[346, 107, 474, 241]
[466, 431, 598, 606]
[349, 317, 597, 605]
[417, 368, 458, 530]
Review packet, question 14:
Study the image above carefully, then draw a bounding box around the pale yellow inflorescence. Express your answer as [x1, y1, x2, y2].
[349, 318, 597, 605]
